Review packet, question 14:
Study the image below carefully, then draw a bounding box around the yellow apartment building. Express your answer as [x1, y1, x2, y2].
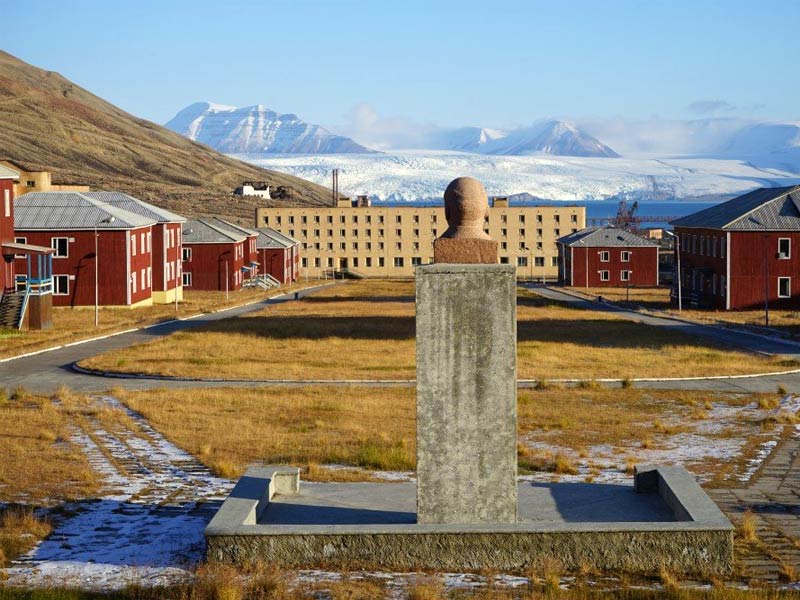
[255, 199, 586, 279]
[0, 159, 90, 197]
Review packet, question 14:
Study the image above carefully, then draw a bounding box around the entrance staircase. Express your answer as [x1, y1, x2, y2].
[0, 291, 25, 330]
[243, 274, 281, 290]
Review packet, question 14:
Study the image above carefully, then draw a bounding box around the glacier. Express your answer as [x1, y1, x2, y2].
[237, 150, 800, 203]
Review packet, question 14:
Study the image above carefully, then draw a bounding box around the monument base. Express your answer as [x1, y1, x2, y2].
[206, 466, 733, 575]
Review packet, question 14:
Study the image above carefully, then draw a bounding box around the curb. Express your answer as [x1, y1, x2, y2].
[0, 282, 337, 365]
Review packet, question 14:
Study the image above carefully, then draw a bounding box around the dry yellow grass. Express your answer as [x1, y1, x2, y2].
[0, 508, 52, 567]
[116, 386, 768, 485]
[80, 280, 792, 381]
[0, 281, 319, 360]
[567, 286, 671, 309]
[0, 391, 101, 504]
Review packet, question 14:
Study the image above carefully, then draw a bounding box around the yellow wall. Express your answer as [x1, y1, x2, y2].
[0, 161, 89, 197]
[255, 204, 586, 279]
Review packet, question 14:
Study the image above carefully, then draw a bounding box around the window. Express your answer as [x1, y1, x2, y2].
[720, 237, 726, 259]
[621, 251, 631, 262]
[534, 256, 545, 267]
[554, 215, 560, 223]
[263, 216, 269, 225]
[721, 275, 726, 297]
[779, 238, 791, 259]
[413, 215, 420, 224]
[378, 257, 385, 267]
[571, 214, 577, 223]
[147, 267, 152, 288]
[4, 190, 9, 217]
[182, 247, 192, 262]
[537, 228, 543, 237]
[536, 215, 543, 224]
[413, 242, 420, 251]
[620, 270, 631, 282]
[699, 236, 704, 256]
[599, 251, 610, 262]
[379, 229, 385, 237]
[552, 256, 558, 267]
[340, 242, 346, 250]
[394, 257, 404, 267]
[301, 258, 308, 268]
[340, 216, 346, 224]
[599, 270, 610, 281]
[413, 229, 419, 237]
[131, 235, 137, 256]
[327, 257, 333, 268]
[51, 237, 69, 257]
[53, 275, 69, 295]
[554, 229, 560, 236]
[366, 242, 372, 250]
[353, 257, 359, 268]
[301, 216, 307, 224]
[518, 242, 525, 250]
[501, 242, 507, 250]
[412, 256, 422, 266]
[314, 257, 321, 268]
[517, 256, 528, 267]
[132, 273, 137, 294]
[366, 257, 373, 267]
[779, 277, 791, 298]
[15, 275, 27, 292]
[327, 229, 333, 237]
[14, 237, 26, 259]
[289, 215, 295, 224]
[141, 270, 146, 290]
[395, 242, 402, 250]
[519, 228, 525, 237]
[26, 180, 35, 188]
[396, 215, 402, 223]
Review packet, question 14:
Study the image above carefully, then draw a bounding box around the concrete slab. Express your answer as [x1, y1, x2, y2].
[206, 466, 734, 575]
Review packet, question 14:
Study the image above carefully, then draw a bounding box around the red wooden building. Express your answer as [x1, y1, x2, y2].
[557, 227, 660, 287]
[254, 228, 300, 284]
[1, 165, 55, 329]
[181, 219, 246, 291]
[86, 192, 186, 304]
[14, 192, 157, 307]
[203, 217, 259, 280]
[671, 185, 800, 310]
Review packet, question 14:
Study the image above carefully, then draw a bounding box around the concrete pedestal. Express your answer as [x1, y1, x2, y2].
[415, 264, 517, 524]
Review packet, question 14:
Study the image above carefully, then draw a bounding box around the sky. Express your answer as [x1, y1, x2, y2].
[4, 0, 800, 146]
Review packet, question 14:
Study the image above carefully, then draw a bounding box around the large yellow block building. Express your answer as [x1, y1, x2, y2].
[255, 199, 586, 279]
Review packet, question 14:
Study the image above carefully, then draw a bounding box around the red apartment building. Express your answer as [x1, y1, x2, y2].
[203, 217, 259, 280]
[0, 164, 16, 292]
[557, 227, 660, 287]
[85, 192, 186, 304]
[181, 219, 246, 291]
[671, 185, 800, 310]
[254, 228, 300, 284]
[14, 192, 157, 307]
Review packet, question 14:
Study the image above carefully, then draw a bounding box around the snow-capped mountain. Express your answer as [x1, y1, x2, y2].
[425, 121, 618, 158]
[715, 121, 800, 173]
[165, 102, 375, 154]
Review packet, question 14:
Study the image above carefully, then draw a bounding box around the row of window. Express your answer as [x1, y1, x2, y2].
[598, 250, 633, 263]
[681, 233, 727, 259]
[286, 227, 574, 241]
[598, 270, 633, 282]
[300, 256, 560, 269]
[265, 213, 580, 226]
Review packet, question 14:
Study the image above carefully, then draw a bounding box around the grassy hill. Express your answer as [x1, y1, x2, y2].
[0, 51, 333, 222]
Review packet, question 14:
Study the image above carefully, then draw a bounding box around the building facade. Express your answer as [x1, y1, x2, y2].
[0, 165, 16, 291]
[672, 185, 800, 310]
[86, 192, 186, 304]
[557, 227, 660, 287]
[182, 219, 247, 292]
[14, 192, 158, 307]
[254, 228, 300, 284]
[254, 200, 586, 279]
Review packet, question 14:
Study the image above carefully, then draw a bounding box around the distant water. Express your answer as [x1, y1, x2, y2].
[375, 200, 717, 229]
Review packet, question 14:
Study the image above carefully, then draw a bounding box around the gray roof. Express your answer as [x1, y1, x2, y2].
[671, 185, 800, 231]
[0, 164, 19, 179]
[205, 217, 257, 237]
[15, 192, 156, 230]
[182, 219, 246, 244]
[85, 192, 186, 224]
[557, 227, 659, 248]
[254, 227, 298, 249]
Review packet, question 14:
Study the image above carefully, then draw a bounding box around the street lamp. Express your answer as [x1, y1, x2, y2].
[664, 230, 681, 312]
[94, 215, 115, 327]
[523, 246, 534, 282]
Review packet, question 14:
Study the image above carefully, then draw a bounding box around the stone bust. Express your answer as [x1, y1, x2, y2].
[441, 177, 492, 240]
[433, 177, 498, 264]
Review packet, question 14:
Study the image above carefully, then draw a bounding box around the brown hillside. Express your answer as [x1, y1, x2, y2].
[0, 50, 332, 222]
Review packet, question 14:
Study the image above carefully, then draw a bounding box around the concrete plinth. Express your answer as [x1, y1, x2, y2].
[205, 466, 734, 575]
[415, 264, 517, 524]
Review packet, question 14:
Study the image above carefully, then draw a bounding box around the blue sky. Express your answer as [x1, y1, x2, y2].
[5, 0, 799, 133]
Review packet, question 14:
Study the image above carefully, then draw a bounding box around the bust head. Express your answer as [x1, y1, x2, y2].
[441, 177, 491, 240]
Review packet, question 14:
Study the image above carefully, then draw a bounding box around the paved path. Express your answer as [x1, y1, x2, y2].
[709, 429, 800, 583]
[0, 284, 334, 394]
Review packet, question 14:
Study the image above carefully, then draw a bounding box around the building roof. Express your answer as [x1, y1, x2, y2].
[0, 163, 19, 179]
[84, 192, 186, 224]
[671, 185, 800, 231]
[557, 226, 659, 248]
[0, 158, 49, 173]
[15, 192, 156, 230]
[204, 216, 257, 237]
[182, 219, 246, 244]
[254, 227, 299, 249]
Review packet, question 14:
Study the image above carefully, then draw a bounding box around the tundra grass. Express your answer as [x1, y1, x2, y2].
[116, 386, 774, 483]
[81, 280, 795, 381]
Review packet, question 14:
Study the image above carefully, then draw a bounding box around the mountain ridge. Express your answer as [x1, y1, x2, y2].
[166, 102, 375, 154]
[0, 51, 333, 222]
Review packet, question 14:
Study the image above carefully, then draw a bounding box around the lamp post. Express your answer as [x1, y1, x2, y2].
[94, 216, 115, 327]
[523, 246, 533, 282]
[664, 230, 681, 312]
